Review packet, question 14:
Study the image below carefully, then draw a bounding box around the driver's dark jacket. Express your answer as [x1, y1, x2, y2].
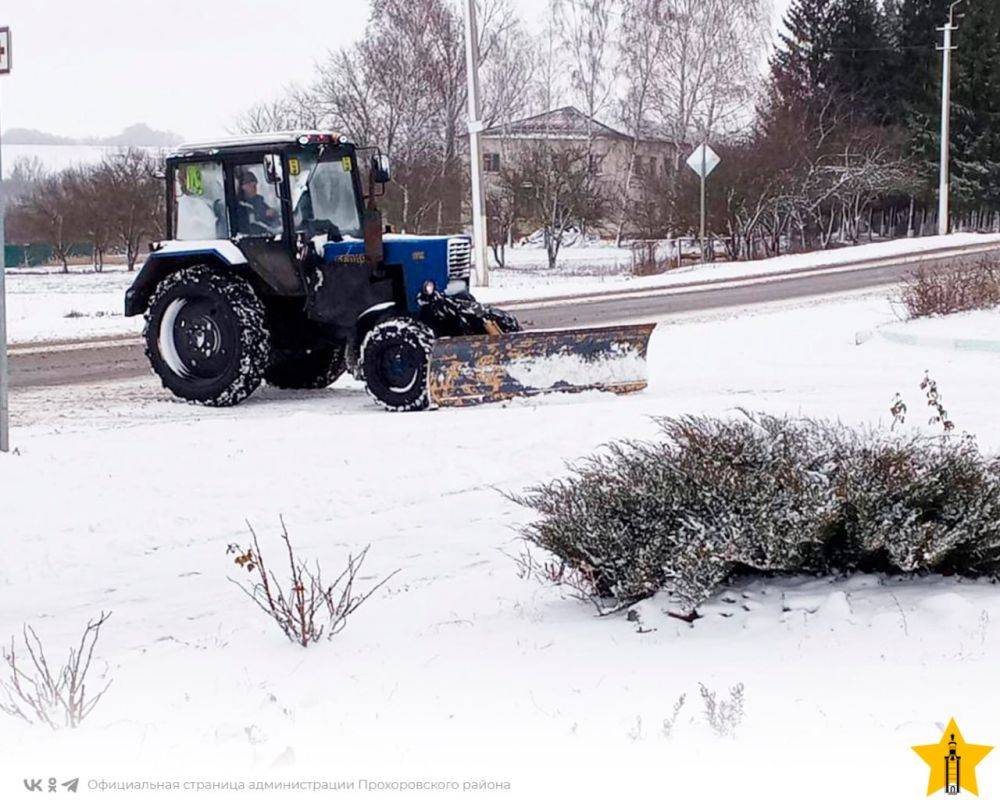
[236, 194, 277, 234]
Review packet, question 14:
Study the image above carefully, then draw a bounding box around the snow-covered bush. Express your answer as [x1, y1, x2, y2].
[827, 435, 1000, 574]
[900, 259, 1000, 318]
[515, 414, 1000, 616]
[516, 414, 847, 612]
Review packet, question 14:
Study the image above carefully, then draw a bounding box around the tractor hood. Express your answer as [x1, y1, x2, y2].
[322, 234, 472, 313]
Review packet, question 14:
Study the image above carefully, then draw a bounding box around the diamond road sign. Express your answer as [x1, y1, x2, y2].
[686, 143, 720, 178]
[0, 28, 10, 74]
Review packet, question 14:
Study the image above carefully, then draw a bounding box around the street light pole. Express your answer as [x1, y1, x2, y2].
[938, 0, 964, 236]
[462, 0, 489, 287]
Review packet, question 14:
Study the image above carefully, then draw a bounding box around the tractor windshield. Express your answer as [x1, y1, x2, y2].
[290, 151, 362, 239]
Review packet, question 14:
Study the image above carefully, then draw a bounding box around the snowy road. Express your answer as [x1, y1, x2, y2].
[9, 240, 999, 390]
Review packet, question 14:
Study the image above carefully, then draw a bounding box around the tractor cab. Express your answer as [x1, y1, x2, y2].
[160, 131, 377, 301]
[169, 132, 375, 241]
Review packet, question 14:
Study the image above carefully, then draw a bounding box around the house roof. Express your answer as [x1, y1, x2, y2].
[482, 106, 631, 141]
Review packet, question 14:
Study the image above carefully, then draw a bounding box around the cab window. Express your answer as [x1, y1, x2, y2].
[291, 152, 362, 238]
[174, 161, 228, 240]
[233, 163, 285, 238]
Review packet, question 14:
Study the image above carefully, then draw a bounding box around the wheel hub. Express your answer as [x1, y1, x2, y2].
[179, 314, 222, 359]
[160, 298, 232, 381]
[380, 344, 419, 393]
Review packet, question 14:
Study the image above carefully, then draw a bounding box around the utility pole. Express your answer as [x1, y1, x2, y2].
[0, 26, 11, 454]
[937, 0, 964, 236]
[462, 0, 489, 287]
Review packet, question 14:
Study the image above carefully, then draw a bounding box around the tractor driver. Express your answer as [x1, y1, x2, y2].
[236, 169, 281, 235]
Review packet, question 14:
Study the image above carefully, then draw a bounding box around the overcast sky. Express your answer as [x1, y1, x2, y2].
[0, 0, 784, 141]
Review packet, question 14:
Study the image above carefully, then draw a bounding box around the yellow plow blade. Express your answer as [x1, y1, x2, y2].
[428, 323, 656, 408]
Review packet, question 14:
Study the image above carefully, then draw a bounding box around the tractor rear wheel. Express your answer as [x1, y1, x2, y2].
[265, 344, 347, 390]
[359, 318, 434, 411]
[144, 266, 270, 406]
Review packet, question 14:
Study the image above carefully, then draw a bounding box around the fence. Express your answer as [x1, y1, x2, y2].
[3, 243, 94, 268]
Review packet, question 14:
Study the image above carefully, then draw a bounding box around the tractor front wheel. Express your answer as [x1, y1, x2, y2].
[359, 318, 434, 411]
[144, 266, 270, 406]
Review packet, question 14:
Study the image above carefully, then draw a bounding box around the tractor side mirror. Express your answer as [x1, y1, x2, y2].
[263, 153, 283, 184]
[371, 154, 390, 184]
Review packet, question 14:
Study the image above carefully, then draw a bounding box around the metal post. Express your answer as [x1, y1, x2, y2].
[0, 79, 9, 453]
[463, 0, 489, 287]
[699, 145, 707, 263]
[938, 1, 963, 236]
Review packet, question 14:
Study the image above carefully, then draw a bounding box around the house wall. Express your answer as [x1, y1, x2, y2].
[480, 134, 680, 238]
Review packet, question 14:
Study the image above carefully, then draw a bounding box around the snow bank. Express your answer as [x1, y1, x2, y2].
[477, 232, 1000, 305]
[879, 308, 1000, 353]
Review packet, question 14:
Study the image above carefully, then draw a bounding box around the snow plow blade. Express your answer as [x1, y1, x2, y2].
[428, 323, 656, 408]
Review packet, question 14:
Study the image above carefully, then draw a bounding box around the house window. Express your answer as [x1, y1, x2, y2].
[483, 153, 501, 173]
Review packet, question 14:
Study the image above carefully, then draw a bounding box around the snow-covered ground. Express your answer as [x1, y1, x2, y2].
[3, 266, 137, 343]
[5, 233, 999, 345]
[3, 289, 1000, 798]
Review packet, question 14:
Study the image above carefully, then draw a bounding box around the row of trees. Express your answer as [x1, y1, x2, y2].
[4, 150, 164, 271]
[7, 0, 997, 270]
[236, 0, 772, 249]
[241, 0, 1000, 266]
[709, 0, 1000, 259]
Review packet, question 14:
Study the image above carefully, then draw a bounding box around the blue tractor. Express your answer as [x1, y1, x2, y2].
[125, 131, 653, 410]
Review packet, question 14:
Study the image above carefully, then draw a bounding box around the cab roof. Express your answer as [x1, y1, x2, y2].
[170, 131, 352, 158]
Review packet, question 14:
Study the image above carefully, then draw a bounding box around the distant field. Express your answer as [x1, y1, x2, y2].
[1, 143, 163, 177]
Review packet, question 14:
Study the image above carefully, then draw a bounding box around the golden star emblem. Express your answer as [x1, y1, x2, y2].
[913, 719, 993, 796]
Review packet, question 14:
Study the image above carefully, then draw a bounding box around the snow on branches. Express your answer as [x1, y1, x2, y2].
[514, 413, 1000, 616]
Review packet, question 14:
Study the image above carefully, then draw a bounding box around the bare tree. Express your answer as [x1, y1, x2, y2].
[99, 149, 166, 271]
[614, 0, 672, 244]
[233, 85, 324, 134]
[499, 143, 607, 268]
[652, 0, 772, 156]
[3, 156, 46, 206]
[63, 167, 111, 271]
[8, 175, 78, 272]
[554, 0, 619, 141]
[486, 180, 517, 266]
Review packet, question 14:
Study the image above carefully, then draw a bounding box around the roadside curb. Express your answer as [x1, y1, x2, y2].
[877, 323, 1000, 354]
